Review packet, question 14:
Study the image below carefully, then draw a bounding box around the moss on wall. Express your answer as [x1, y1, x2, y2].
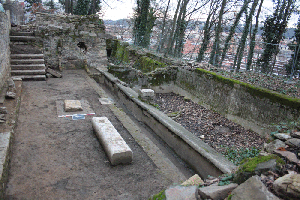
[195, 68, 300, 111]
[134, 56, 166, 73]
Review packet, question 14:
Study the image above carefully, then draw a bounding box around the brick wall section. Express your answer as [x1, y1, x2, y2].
[0, 12, 11, 90]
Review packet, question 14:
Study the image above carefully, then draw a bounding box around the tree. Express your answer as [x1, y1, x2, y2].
[285, 17, 300, 77]
[209, 0, 227, 65]
[45, 0, 55, 9]
[88, 0, 101, 15]
[234, 0, 259, 72]
[246, 0, 264, 71]
[197, 0, 219, 62]
[74, 0, 90, 15]
[219, 0, 251, 67]
[133, 0, 156, 48]
[257, 0, 295, 74]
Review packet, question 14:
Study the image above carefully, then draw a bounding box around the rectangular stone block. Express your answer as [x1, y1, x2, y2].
[64, 100, 83, 112]
[138, 89, 155, 98]
[92, 117, 132, 165]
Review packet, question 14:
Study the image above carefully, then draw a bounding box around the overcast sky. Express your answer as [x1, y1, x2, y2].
[101, 0, 298, 27]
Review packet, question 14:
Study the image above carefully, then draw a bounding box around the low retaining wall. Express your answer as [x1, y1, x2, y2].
[175, 68, 300, 136]
[93, 69, 237, 179]
[107, 41, 300, 136]
[0, 11, 11, 90]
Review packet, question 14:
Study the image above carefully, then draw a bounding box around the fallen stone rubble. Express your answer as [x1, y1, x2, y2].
[151, 132, 300, 200]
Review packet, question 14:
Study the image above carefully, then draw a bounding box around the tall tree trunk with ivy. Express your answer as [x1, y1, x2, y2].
[235, 0, 259, 72]
[157, 0, 171, 53]
[258, 0, 295, 74]
[246, 0, 264, 71]
[209, 0, 227, 66]
[285, 17, 300, 77]
[133, 0, 156, 48]
[219, 0, 250, 67]
[172, 0, 189, 57]
[196, 0, 218, 62]
[166, 0, 182, 55]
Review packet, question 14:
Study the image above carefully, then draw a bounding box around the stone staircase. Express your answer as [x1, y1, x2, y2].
[10, 31, 46, 81]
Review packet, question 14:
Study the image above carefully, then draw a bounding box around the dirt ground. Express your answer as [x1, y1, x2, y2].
[5, 70, 171, 199]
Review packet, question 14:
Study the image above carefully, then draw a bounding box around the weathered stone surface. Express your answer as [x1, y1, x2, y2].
[47, 68, 62, 78]
[285, 138, 300, 148]
[264, 139, 286, 153]
[231, 175, 280, 200]
[0, 13, 10, 90]
[255, 159, 277, 174]
[291, 132, 300, 139]
[5, 91, 16, 99]
[181, 174, 204, 186]
[138, 89, 155, 100]
[165, 185, 198, 200]
[199, 183, 238, 200]
[64, 100, 83, 112]
[274, 150, 300, 166]
[273, 174, 300, 199]
[274, 133, 291, 141]
[0, 107, 7, 114]
[92, 117, 132, 165]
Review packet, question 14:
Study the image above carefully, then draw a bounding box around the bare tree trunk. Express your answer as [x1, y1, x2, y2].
[219, 0, 250, 67]
[236, 0, 259, 72]
[157, 0, 171, 53]
[246, 0, 263, 70]
[166, 0, 182, 55]
[209, 0, 227, 66]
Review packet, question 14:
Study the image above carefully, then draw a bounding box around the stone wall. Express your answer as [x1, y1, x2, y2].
[36, 13, 107, 70]
[175, 68, 300, 136]
[108, 40, 300, 136]
[0, 12, 11, 90]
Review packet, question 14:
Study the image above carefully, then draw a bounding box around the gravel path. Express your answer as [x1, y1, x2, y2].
[153, 93, 267, 154]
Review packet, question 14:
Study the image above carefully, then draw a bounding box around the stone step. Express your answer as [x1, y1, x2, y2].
[11, 64, 46, 70]
[11, 75, 46, 81]
[10, 36, 36, 42]
[11, 59, 44, 65]
[11, 54, 44, 59]
[92, 117, 133, 165]
[10, 32, 34, 37]
[11, 70, 46, 76]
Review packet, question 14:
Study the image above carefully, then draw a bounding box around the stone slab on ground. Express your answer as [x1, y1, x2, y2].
[0, 132, 12, 188]
[46, 68, 62, 78]
[138, 89, 155, 101]
[198, 183, 238, 200]
[264, 139, 286, 153]
[64, 100, 83, 112]
[165, 185, 199, 200]
[291, 132, 300, 139]
[231, 175, 280, 200]
[274, 133, 291, 141]
[56, 99, 94, 117]
[274, 150, 300, 166]
[285, 138, 300, 148]
[99, 98, 114, 105]
[92, 117, 132, 165]
[181, 174, 204, 186]
[273, 174, 300, 199]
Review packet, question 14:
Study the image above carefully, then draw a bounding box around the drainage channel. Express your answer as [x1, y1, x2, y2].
[88, 68, 237, 179]
[85, 72, 195, 183]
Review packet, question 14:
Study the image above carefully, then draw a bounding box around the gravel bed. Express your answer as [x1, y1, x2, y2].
[153, 92, 267, 154]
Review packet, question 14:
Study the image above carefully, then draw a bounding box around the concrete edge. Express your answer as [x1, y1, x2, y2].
[93, 69, 237, 178]
[0, 80, 22, 198]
